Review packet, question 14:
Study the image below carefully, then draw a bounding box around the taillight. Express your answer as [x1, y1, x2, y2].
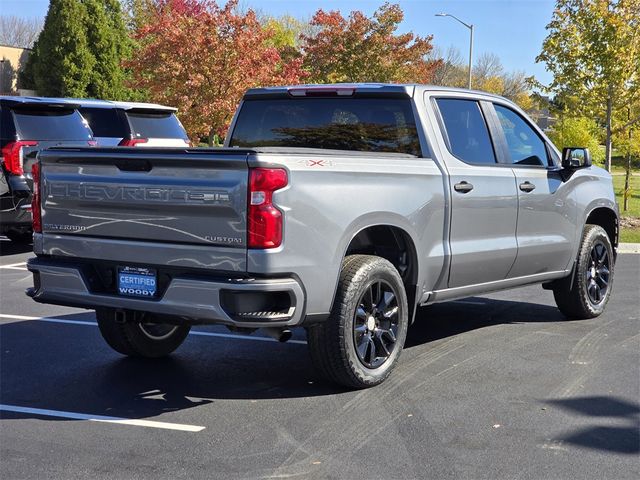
[88, 140, 98, 146]
[248, 168, 288, 248]
[118, 137, 148, 146]
[1, 140, 38, 175]
[31, 162, 42, 233]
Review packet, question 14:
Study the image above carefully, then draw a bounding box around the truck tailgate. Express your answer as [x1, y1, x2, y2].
[39, 148, 249, 267]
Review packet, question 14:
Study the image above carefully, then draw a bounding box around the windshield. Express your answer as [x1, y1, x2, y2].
[229, 98, 422, 156]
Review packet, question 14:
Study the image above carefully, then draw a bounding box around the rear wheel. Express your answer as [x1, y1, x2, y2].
[5, 229, 32, 244]
[307, 255, 408, 388]
[96, 308, 190, 357]
[553, 225, 614, 319]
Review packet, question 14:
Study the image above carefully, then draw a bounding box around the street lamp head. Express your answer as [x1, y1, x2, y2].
[435, 13, 449, 17]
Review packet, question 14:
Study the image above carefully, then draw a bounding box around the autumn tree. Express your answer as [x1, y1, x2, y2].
[430, 49, 533, 110]
[127, 0, 305, 143]
[548, 115, 605, 163]
[536, 0, 640, 171]
[428, 45, 467, 87]
[302, 3, 439, 84]
[261, 15, 308, 63]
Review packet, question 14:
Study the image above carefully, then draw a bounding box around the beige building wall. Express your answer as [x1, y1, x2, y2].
[0, 44, 31, 94]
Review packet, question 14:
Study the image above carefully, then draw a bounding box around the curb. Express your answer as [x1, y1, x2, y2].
[618, 243, 640, 254]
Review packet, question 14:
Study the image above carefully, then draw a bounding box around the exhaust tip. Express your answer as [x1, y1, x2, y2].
[278, 329, 292, 343]
[264, 327, 293, 343]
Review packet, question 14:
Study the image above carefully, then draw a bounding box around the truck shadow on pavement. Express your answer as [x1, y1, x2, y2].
[0, 298, 590, 424]
[545, 396, 640, 454]
[406, 297, 566, 347]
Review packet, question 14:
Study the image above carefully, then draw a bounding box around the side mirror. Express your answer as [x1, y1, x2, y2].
[562, 147, 592, 169]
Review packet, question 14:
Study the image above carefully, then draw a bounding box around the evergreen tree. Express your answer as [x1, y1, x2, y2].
[83, 0, 133, 99]
[30, 0, 94, 96]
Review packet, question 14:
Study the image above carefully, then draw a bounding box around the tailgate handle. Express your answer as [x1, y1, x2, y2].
[114, 159, 152, 172]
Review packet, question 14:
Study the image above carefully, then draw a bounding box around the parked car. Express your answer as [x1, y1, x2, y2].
[27, 84, 618, 388]
[0, 96, 94, 243]
[70, 99, 190, 147]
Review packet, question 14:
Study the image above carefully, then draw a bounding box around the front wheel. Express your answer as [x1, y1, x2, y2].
[96, 308, 190, 358]
[307, 255, 409, 388]
[553, 225, 614, 319]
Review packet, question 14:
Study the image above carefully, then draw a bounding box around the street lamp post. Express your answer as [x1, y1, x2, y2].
[435, 13, 474, 89]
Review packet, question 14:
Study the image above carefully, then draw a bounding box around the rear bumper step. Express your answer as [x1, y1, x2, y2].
[26, 257, 305, 328]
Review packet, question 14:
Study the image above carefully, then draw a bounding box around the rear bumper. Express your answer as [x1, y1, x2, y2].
[26, 257, 306, 328]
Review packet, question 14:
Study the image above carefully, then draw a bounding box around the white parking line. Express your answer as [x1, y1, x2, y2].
[0, 404, 205, 432]
[0, 314, 307, 345]
[0, 262, 28, 271]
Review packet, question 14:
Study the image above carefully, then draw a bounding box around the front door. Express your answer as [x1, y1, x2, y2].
[491, 104, 577, 277]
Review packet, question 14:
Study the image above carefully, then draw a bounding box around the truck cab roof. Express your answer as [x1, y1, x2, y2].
[243, 83, 509, 101]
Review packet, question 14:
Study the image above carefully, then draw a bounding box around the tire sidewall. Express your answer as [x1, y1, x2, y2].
[341, 259, 408, 385]
[575, 226, 614, 317]
[96, 308, 190, 358]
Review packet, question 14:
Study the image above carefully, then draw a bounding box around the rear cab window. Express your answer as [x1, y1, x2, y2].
[434, 98, 497, 165]
[125, 110, 188, 139]
[228, 98, 422, 156]
[79, 107, 128, 138]
[11, 108, 93, 141]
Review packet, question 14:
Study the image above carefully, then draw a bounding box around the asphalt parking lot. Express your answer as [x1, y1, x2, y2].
[1, 237, 638, 480]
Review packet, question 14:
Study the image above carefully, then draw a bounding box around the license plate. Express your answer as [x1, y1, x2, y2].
[117, 266, 157, 298]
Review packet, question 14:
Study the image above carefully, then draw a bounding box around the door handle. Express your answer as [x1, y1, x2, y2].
[454, 181, 474, 193]
[519, 181, 536, 193]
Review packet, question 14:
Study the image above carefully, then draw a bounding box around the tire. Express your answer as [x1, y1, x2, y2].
[5, 229, 32, 244]
[553, 225, 614, 319]
[307, 255, 409, 388]
[96, 308, 190, 358]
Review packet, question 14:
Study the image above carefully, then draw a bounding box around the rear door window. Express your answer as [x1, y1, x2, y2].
[79, 107, 128, 138]
[126, 111, 188, 139]
[11, 108, 93, 141]
[435, 98, 496, 165]
[229, 98, 422, 156]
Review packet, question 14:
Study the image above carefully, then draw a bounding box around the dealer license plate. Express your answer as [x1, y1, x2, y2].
[117, 266, 157, 298]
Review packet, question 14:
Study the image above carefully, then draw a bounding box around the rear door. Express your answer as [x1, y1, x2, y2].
[490, 103, 577, 277]
[39, 149, 249, 256]
[125, 110, 190, 147]
[433, 97, 519, 288]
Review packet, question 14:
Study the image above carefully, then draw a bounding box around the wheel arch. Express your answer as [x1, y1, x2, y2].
[334, 221, 421, 324]
[585, 206, 619, 256]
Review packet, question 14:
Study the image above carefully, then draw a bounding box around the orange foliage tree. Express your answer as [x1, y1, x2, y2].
[302, 2, 440, 84]
[126, 0, 305, 143]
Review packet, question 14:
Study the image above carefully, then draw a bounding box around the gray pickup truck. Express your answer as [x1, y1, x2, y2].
[27, 84, 618, 388]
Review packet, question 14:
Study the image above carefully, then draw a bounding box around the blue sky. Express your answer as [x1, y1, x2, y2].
[3, 0, 556, 84]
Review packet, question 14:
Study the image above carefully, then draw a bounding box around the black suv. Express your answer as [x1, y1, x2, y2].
[1, 97, 94, 243]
